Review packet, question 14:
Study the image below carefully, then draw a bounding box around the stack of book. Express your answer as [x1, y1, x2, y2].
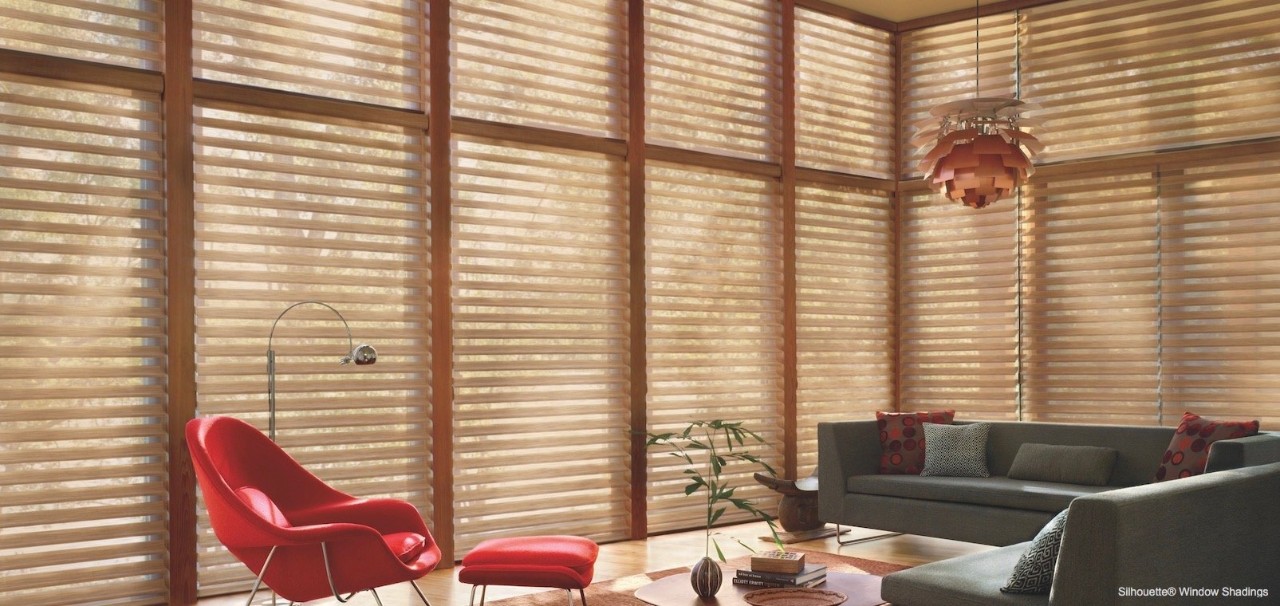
[733, 551, 827, 589]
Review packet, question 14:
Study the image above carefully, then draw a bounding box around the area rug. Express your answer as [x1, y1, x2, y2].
[483, 550, 908, 606]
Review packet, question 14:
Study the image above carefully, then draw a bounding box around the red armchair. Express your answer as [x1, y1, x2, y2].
[187, 415, 440, 605]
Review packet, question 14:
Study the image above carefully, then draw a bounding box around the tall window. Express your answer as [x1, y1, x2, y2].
[451, 136, 630, 551]
[191, 104, 431, 593]
[644, 163, 784, 532]
[0, 76, 169, 604]
[645, 0, 782, 160]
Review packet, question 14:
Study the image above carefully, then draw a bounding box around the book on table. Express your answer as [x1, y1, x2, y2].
[735, 563, 828, 586]
[731, 575, 827, 589]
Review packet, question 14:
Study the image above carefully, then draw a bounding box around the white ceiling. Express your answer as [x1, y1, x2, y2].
[825, 0, 1001, 23]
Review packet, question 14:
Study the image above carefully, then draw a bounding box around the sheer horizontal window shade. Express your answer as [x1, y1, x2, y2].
[1022, 0, 1280, 163]
[451, 135, 630, 553]
[193, 0, 425, 109]
[0, 0, 162, 69]
[898, 184, 1018, 419]
[1019, 167, 1160, 424]
[794, 9, 895, 179]
[452, 0, 625, 137]
[192, 104, 431, 593]
[645, 162, 783, 533]
[1159, 151, 1280, 428]
[0, 75, 167, 606]
[795, 182, 894, 473]
[645, 0, 781, 161]
[898, 13, 1018, 179]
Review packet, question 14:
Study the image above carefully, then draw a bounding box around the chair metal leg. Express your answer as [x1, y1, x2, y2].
[245, 546, 280, 606]
[319, 542, 360, 603]
[579, 588, 587, 606]
[835, 524, 903, 546]
[409, 580, 433, 606]
[370, 588, 384, 606]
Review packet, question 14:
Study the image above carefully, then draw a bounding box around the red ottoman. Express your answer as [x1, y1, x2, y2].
[459, 535, 599, 606]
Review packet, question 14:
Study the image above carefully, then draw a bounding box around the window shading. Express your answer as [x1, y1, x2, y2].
[645, 0, 781, 161]
[795, 9, 895, 178]
[191, 104, 431, 593]
[644, 162, 783, 532]
[0, 75, 168, 605]
[193, 0, 425, 109]
[0, 0, 162, 69]
[1022, 0, 1280, 163]
[452, 0, 626, 137]
[795, 182, 895, 472]
[1019, 167, 1160, 424]
[450, 135, 631, 552]
[898, 184, 1018, 419]
[1159, 151, 1280, 429]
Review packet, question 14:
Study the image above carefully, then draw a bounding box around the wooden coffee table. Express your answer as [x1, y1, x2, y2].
[634, 571, 884, 606]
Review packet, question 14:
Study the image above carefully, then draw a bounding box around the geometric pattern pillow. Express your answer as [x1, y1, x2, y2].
[1001, 509, 1068, 594]
[920, 422, 991, 478]
[876, 410, 955, 474]
[1154, 411, 1260, 482]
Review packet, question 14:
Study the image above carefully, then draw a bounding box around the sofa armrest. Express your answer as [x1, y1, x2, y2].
[817, 420, 881, 522]
[1205, 432, 1280, 472]
[1050, 462, 1280, 606]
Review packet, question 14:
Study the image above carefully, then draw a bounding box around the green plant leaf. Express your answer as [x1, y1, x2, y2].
[713, 538, 727, 563]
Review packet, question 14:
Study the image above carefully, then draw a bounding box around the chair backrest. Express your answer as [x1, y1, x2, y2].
[186, 415, 345, 548]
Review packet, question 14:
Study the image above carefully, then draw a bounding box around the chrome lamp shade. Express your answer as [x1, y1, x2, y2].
[266, 301, 376, 441]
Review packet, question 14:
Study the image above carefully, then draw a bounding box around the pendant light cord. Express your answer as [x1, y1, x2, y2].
[974, 0, 981, 97]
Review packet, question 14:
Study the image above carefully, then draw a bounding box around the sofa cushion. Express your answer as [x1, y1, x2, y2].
[845, 474, 1112, 513]
[876, 410, 955, 475]
[1154, 412, 1260, 482]
[921, 422, 991, 478]
[1001, 509, 1068, 594]
[1008, 443, 1117, 486]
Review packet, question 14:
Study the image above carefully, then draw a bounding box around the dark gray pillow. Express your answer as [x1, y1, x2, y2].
[1001, 509, 1068, 594]
[1008, 443, 1118, 486]
[920, 422, 991, 477]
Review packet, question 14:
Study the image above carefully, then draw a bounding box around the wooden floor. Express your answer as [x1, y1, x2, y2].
[199, 522, 991, 606]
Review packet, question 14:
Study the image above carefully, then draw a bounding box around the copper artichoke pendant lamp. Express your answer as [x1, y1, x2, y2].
[913, 1, 1043, 209]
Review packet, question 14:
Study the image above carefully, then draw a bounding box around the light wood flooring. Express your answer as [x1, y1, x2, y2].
[199, 522, 991, 606]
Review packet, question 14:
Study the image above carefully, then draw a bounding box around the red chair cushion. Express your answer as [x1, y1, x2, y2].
[460, 535, 598, 589]
[234, 487, 291, 527]
[383, 532, 428, 564]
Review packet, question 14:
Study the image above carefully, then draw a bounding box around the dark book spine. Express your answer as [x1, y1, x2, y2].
[732, 577, 826, 589]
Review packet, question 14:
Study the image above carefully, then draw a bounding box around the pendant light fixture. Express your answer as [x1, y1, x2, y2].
[913, 1, 1042, 209]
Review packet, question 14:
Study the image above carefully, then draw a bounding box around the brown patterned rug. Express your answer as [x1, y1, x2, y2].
[483, 550, 908, 606]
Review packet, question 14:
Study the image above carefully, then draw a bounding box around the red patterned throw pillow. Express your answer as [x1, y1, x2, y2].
[1154, 412, 1260, 482]
[877, 410, 955, 474]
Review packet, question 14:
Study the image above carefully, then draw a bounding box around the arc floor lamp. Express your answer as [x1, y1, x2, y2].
[266, 300, 377, 441]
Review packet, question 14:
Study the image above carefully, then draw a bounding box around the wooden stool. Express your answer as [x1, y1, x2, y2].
[459, 535, 599, 606]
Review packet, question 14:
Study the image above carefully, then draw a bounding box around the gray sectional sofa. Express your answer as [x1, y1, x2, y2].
[817, 419, 1280, 546]
[882, 461, 1280, 605]
[816, 419, 1280, 605]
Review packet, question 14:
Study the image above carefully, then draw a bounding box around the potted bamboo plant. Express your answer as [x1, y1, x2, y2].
[645, 419, 784, 598]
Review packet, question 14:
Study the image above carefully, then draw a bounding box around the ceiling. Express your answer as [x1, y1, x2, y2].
[825, 0, 1000, 23]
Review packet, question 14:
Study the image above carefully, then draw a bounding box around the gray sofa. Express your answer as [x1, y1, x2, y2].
[817, 420, 1280, 546]
[881, 461, 1280, 605]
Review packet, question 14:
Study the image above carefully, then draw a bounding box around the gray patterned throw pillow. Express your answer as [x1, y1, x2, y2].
[920, 422, 991, 477]
[1001, 509, 1069, 594]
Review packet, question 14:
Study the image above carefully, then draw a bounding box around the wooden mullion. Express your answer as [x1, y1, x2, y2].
[780, 0, 799, 480]
[453, 116, 627, 157]
[163, 0, 198, 603]
[193, 79, 429, 130]
[627, 0, 649, 541]
[428, 0, 456, 566]
[0, 47, 163, 92]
